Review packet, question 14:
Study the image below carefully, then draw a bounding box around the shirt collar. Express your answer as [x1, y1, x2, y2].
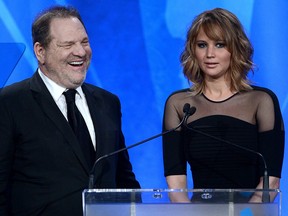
[38, 69, 84, 101]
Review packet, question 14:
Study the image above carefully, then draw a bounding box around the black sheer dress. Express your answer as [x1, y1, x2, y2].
[162, 86, 284, 201]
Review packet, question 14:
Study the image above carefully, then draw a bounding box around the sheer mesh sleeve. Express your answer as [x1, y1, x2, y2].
[162, 90, 189, 177]
[253, 86, 285, 177]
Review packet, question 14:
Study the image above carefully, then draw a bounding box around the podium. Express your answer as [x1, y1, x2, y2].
[82, 188, 281, 216]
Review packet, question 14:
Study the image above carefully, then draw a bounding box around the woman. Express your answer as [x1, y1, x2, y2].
[162, 8, 284, 203]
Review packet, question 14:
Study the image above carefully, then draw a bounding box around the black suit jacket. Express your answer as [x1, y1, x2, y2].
[0, 72, 140, 216]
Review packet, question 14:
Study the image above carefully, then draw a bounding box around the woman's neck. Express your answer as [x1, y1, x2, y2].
[203, 80, 237, 102]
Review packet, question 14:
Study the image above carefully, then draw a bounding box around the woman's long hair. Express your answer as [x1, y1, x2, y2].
[180, 8, 254, 94]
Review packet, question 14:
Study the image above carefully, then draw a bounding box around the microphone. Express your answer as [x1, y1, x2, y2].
[183, 108, 270, 203]
[88, 103, 196, 189]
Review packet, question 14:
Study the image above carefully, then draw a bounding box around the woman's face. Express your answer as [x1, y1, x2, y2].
[195, 28, 231, 81]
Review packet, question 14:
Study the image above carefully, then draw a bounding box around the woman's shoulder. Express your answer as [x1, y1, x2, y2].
[251, 85, 279, 100]
[165, 88, 192, 106]
[166, 88, 196, 101]
[250, 86, 283, 131]
[168, 88, 191, 96]
[245, 85, 280, 105]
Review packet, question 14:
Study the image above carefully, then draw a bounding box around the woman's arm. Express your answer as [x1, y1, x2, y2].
[251, 88, 284, 203]
[166, 175, 191, 202]
[249, 176, 280, 202]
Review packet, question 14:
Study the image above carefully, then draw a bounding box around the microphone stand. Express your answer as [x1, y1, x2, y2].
[88, 103, 196, 189]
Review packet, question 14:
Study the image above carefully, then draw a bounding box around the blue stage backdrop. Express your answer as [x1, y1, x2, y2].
[1, 0, 287, 213]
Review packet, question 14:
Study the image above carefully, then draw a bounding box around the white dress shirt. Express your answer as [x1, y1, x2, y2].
[38, 69, 96, 150]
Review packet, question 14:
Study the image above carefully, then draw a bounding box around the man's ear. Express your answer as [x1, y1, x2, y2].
[34, 42, 45, 64]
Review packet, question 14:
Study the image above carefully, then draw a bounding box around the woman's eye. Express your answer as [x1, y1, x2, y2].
[197, 43, 206, 48]
[216, 43, 226, 48]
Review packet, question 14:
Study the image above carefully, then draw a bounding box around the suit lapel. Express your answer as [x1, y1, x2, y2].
[82, 84, 114, 186]
[29, 72, 90, 174]
[82, 85, 107, 159]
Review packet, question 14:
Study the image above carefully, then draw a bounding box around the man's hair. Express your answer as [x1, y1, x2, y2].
[32, 6, 86, 48]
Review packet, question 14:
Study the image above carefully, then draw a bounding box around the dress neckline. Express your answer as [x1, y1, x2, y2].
[202, 92, 239, 103]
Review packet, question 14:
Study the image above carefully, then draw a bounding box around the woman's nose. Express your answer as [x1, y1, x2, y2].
[206, 46, 215, 58]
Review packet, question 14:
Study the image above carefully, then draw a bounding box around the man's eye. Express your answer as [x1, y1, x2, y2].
[58, 43, 73, 49]
[82, 41, 89, 46]
[59, 45, 71, 49]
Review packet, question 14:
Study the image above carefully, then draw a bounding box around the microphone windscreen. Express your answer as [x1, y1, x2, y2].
[183, 103, 191, 114]
[189, 106, 197, 116]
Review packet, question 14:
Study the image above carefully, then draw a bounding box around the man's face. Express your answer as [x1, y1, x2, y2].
[36, 17, 92, 89]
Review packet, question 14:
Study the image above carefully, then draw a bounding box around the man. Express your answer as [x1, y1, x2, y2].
[0, 6, 140, 215]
